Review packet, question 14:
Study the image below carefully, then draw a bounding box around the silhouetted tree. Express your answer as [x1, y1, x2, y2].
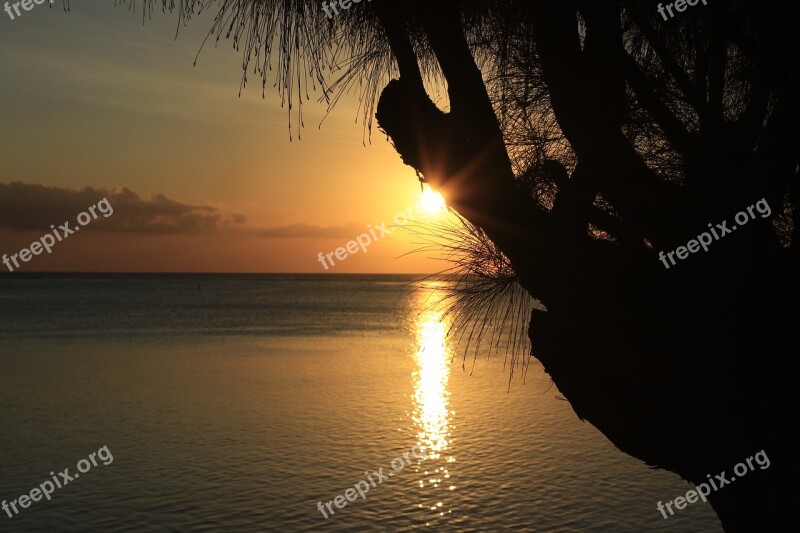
[128, 0, 798, 529]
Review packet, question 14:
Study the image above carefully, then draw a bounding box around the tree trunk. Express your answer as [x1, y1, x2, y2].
[374, 1, 798, 529]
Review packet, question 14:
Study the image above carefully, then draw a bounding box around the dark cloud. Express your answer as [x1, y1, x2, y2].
[0, 182, 366, 240]
[0, 182, 247, 235]
[260, 222, 367, 239]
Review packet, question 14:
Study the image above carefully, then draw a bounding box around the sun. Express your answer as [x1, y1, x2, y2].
[419, 190, 447, 215]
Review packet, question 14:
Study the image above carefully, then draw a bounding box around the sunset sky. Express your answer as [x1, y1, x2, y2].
[0, 1, 452, 273]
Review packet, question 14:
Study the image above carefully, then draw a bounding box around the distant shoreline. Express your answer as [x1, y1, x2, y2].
[0, 272, 447, 280]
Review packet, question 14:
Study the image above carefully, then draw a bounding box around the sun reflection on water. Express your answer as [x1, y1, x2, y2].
[412, 293, 455, 521]
[414, 316, 450, 456]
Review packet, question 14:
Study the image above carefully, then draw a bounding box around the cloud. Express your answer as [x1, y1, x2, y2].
[0, 182, 247, 235]
[260, 222, 368, 239]
[0, 182, 372, 240]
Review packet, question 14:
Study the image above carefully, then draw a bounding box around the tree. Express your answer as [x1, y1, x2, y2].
[128, 0, 799, 529]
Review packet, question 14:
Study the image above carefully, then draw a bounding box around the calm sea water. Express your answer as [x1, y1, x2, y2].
[0, 274, 721, 532]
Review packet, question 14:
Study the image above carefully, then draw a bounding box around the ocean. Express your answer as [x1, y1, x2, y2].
[0, 274, 721, 532]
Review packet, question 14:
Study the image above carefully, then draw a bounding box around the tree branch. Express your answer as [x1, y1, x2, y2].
[624, 0, 705, 113]
[622, 52, 694, 158]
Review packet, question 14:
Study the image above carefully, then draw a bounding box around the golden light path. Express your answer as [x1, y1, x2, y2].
[412, 288, 456, 522]
[414, 314, 450, 455]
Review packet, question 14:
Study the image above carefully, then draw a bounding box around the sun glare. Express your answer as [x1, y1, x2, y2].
[419, 190, 447, 215]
